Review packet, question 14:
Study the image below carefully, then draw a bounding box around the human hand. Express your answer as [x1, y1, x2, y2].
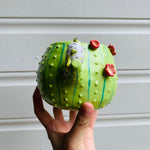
[33, 87, 98, 150]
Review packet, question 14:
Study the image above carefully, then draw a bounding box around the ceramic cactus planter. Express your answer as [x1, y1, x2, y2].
[37, 38, 118, 110]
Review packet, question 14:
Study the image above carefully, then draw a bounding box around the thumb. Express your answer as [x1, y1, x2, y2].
[67, 102, 94, 145]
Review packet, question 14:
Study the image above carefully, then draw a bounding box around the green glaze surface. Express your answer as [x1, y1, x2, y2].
[37, 40, 118, 110]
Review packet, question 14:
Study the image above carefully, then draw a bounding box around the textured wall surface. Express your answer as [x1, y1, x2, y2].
[0, 0, 150, 149]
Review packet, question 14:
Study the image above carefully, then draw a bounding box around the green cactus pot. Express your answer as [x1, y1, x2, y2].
[37, 39, 118, 110]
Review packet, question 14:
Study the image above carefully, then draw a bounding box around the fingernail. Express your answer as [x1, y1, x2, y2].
[81, 106, 92, 117]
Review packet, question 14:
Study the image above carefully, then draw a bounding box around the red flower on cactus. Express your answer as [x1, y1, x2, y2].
[90, 40, 100, 49]
[108, 44, 116, 55]
[104, 64, 116, 77]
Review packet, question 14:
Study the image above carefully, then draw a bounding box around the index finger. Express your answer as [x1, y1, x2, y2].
[33, 87, 54, 128]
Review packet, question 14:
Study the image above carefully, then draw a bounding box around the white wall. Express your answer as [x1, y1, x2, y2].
[0, 0, 150, 149]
